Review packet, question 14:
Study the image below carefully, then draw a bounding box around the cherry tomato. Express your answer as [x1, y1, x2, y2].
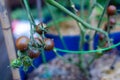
[109, 17, 116, 25]
[104, 23, 113, 31]
[44, 38, 54, 51]
[36, 24, 42, 34]
[107, 5, 116, 16]
[31, 37, 42, 47]
[28, 49, 40, 58]
[34, 37, 42, 45]
[98, 34, 104, 41]
[16, 36, 29, 51]
[104, 23, 108, 31]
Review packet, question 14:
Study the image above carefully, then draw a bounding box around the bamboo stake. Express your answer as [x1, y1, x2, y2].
[0, 0, 20, 80]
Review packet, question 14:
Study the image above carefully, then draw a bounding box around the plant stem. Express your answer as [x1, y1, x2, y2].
[54, 41, 120, 53]
[80, 0, 85, 19]
[87, 3, 96, 22]
[68, 0, 84, 50]
[78, 23, 85, 50]
[45, 0, 98, 30]
[88, 53, 103, 67]
[68, 1, 90, 79]
[46, 0, 110, 45]
[94, 0, 111, 36]
[46, 3, 68, 49]
[23, 0, 35, 25]
[30, 23, 34, 43]
[97, 0, 110, 29]
[41, 47, 46, 64]
[53, 49, 75, 64]
[107, 15, 111, 34]
[23, 0, 36, 44]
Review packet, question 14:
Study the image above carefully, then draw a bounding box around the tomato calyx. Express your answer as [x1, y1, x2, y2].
[36, 23, 47, 34]
[11, 59, 22, 68]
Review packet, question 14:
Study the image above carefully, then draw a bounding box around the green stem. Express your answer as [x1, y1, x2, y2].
[23, 0, 35, 25]
[30, 23, 34, 43]
[107, 16, 111, 34]
[88, 53, 103, 67]
[87, 3, 96, 22]
[93, 0, 111, 41]
[80, 0, 85, 19]
[23, 0, 37, 45]
[46, 3, 68, 49]
[46, 0, 110, 45]
[46, 0, 88, 27]
[53, 41, 120, 54]
[41, 48, 46, 64]
[67, 1, 89, 78]
[96, 3, 104, 10]
[97, 0, 110, 28]
[68, 0, 84, 50]
[53, 49, 75, 64]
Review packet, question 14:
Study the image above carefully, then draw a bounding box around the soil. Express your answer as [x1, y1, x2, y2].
[27, 49, 120, 80]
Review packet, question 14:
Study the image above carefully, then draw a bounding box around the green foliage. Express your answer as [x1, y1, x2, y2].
[97, 0, 120, 5]
[11, 0, 90, 20]
[11, 8, 38, 20]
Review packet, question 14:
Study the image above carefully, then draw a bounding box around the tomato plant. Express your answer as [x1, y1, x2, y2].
[10, 0, 120, 80]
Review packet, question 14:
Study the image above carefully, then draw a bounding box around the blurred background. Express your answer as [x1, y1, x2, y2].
[0, 0, 120, 80]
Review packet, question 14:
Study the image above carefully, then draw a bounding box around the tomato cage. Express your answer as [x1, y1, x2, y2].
[1, 0, 120, 80]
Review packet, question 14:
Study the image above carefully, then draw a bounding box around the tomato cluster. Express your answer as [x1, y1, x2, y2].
[104, 5, 116, 31]
[99, 5, 117, 52]
[11, 23, 54, 70]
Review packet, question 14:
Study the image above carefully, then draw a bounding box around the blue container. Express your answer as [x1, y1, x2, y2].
[20, 32, 120, 80]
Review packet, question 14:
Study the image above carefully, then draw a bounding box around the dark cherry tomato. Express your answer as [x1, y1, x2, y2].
[109, 17, 116, 25]
[36, 23, 42, 34]
[104, 23, 108, 31]
[44, 38, 54, 51]
[28, 49, 40, 58]
[34, 37, 42, 45]
[16, 36, 29, 51]
[104, 23, 113, 31]
[107, 5, 116, 16]
[98, 34, 104, 41]
[31, 37, 42, 47]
